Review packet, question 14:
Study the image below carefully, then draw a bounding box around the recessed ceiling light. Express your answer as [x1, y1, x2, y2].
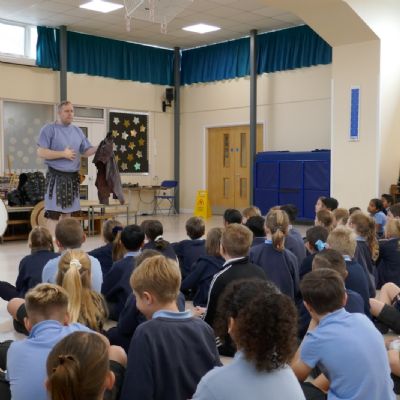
[80, 0, 123, 13]
[182, 23, 220, 34]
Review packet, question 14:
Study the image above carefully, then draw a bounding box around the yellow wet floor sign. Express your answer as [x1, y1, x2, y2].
[194, 190, 212, 218]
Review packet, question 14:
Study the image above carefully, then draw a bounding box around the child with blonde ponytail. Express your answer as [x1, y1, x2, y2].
[249, 209, 300, 299]
[56, 250, 108, 331]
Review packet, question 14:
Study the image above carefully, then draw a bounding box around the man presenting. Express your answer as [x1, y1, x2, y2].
[37, 101, 97, 235]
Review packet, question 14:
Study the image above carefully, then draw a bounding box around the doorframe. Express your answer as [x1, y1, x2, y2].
[203, 120, 267, 190]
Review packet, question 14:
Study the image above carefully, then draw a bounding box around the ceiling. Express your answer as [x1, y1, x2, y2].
[0, 0, 304, 49]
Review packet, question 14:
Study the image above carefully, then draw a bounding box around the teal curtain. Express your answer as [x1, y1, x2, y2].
[36, 27, 174, 85]
[257, 26, 332, 74]
[36, 26, 59, 70]
[181, 37, 249, 85]
[181, 26, 332, 85]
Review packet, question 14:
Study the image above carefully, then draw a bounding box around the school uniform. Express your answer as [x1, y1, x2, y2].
[106, 292, 186, 354]
[181, 255, 225, 307]
[250, 236, 265, 247]
[101, 251, 140, 320]
[377, 238, 400, 288]
[119, 310, 221, 400]
[299, 253, 317, 280]
[286, 228, 307, 265]
[249, 241, 299, 300]
[344, 257, 371, 317]
[0, 250, 59, 301]
[204, 257, 266, 329]
[371, 211, 387, 238]
[354, 238, 376, 296]
[298, 288, 365, 339]
[300, 308, 395, 400]
[6, 320, 90, 400]
[88, 242, 113, 276]
[42, 252, 103, 292]
[193, 351, 305, 400]
[143, 240, 177, 260]
[172, 239, 206, 278]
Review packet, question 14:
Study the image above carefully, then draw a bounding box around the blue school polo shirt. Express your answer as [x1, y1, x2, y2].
[6, 320, 91, 400]
[300, 308, 395, 400]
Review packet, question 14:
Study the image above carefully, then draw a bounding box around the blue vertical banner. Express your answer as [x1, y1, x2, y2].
[350, 87, 360, 141]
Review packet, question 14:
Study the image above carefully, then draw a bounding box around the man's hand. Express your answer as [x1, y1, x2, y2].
[63, 147, 76, 160]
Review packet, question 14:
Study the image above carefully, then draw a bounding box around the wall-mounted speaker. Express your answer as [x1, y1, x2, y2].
[165, 88, 174, 102]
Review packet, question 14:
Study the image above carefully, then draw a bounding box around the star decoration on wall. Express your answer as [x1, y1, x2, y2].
[128, 142, 136, 150]
[140, 124, 146, 132]
[113, 143, 118, 152]
[133, 117, 140, 125]
[138, 138, 145, 146]
[113, 117, 120, 125]
[115, 155, 120, 162]
[121, 162, 128, 171]
[112, 130, 119, 138]
[136, 150, 142, 158]
[121, 131, 128, 140]
[123, 120, 130, 128]
[134, 162, 141, 171]
[130, 129, 137, 137]
[127, 154, 134, 161]
[120, 144, 126, 153]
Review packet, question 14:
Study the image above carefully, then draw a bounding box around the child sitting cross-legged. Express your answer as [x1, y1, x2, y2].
[119, 255, 221, 400]
[292, 269, 395, 400]
[193, 279, 305, 400]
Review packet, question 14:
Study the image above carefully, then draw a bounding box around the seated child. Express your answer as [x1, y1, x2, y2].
[9, 250, 108, 333]
[106, 249, 186, 353]
[299, 226, 329, 280]
[245, 215, 266, 247]
[249, 209, 299, 300]
[241, 205, 261, 224]
[205, 224, 266, 356]
[280, 204, 306, 264]
[292, 269, 395, 400]
[348, 211, 378, 294]
[102, 224, 144, 320]
[46, 332, 117, 400]
[181, 227, 225, 307]
[223, 208, 243, 225]
[377, 218, 400, 288]
[42, 218, 103, 292]
[326, 226, 371, 315]
[332, 207, 349, 227]
[315, 196, 339, 213]
[3, 284, 92, 400]
[119, 255, 221, 400]
[349, 206, 361, 215]
[315, 209, 334, 232]
[0, 226, 58, 301]
[193, 280, 305, 400]
[298, 249, 365, 338]
[172, 216, 206, 278]
[388, 203, 400, 219]
[370, 282, 400, 334]
[89, 219, 123, 276]
[141, 219, 177, 260]
[368, 198, 387, 238]
[382, 194, 394, 214]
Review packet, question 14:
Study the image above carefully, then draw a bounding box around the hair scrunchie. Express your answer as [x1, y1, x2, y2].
[315, 240, 328, 252]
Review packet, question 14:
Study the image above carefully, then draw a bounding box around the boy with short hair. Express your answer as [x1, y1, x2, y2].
[245, 215, 266, 247]
[102, 224, 144, 320]
[172, 216, 206, 278]
[3, 284, 92, 400]
[223, 208, 242, 225]
[292, 269, 395, 400]
[41, 218, 103, 291]
[119, 255, 220, 400]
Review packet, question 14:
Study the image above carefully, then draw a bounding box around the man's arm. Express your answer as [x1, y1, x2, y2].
[82, 146, 98, 157]
[37, 146, 76, 160]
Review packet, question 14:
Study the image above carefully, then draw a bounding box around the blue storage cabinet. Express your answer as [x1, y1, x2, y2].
[254, 150, 330, 219]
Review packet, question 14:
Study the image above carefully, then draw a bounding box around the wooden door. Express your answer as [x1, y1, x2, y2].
[207, 125, 263, 213]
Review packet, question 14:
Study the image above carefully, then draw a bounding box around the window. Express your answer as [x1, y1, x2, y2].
[0, 20, 37, 61]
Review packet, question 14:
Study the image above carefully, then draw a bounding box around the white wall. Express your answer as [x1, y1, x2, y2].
[180, 64, 331, 210]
